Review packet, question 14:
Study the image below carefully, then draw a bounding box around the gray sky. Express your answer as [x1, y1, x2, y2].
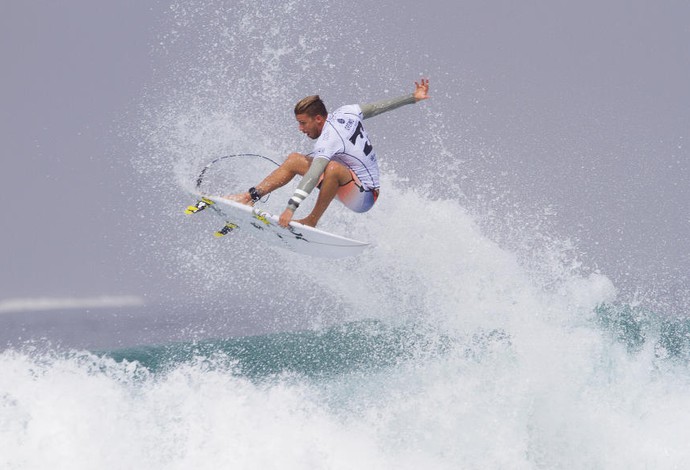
[1, 1, 688, 314]
[1, 1, 160, 301]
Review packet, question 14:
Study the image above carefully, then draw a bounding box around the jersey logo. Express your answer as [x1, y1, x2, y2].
[348, 121, 373, 156]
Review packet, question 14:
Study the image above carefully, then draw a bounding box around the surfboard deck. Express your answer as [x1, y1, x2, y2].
[185, 193, 370, 258]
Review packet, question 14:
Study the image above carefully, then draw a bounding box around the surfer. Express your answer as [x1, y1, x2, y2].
[228, 78, 430, 227]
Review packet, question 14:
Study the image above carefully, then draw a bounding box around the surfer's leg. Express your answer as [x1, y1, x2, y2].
[333, 171, 378, 213]
[295, 161, 352, 227]
[255, 153, 312, 194]
[225, 153, 312, 204]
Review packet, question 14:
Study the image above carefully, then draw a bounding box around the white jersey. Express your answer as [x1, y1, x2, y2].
[309, 104, 380, 190]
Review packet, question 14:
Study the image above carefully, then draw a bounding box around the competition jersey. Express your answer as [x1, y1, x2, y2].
[309, 104, 380, 190]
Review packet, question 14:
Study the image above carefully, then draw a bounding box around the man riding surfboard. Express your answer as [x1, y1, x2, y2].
[229, 78, 430, 228]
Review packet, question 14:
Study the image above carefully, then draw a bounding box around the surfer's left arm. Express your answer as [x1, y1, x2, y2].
[359, 78, 430, 119]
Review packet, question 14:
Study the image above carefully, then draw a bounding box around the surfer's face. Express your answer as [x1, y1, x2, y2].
[295, 113, 325, 140]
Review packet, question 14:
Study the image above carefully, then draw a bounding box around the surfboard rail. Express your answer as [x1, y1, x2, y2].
[186, 193, 370, 258]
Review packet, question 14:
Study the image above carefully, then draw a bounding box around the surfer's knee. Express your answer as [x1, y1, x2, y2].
[285, 152, 311, 173]
[324, 161, 351, 184]
[286, 152, 308, 164]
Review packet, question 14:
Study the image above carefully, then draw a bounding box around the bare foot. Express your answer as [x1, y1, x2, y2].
[294, 216, 318, 227]
[223, 192, 254, 206]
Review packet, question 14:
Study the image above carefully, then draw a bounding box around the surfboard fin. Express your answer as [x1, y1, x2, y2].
[214, 222, 238, 238]
[185, 197, 214, 215]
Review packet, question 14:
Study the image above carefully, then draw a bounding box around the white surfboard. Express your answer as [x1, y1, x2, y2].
[185, 194, 370, 258]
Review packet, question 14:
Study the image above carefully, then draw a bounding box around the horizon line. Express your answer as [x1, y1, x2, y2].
[0, 295, 146, 314]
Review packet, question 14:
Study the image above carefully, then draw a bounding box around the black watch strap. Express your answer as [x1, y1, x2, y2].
[248, 187, 261, 202]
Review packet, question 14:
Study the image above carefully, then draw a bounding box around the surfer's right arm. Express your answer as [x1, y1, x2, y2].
[285, 157, 328, 212]
[279, 157, 329, 227]
[359, 78, 430, 119]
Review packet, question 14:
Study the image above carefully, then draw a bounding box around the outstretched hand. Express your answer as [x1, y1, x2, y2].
[414, 78, 430, 102]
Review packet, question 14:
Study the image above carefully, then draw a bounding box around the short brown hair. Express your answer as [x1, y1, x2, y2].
[294, 95, 327, 117]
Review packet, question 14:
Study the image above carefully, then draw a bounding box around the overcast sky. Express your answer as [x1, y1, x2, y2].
[1, 1, 160, 301]
[1, 0, 688, 313]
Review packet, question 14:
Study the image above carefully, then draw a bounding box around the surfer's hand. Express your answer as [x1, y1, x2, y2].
[414, 78, 430, 101]
[279, 208, 294, 227]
